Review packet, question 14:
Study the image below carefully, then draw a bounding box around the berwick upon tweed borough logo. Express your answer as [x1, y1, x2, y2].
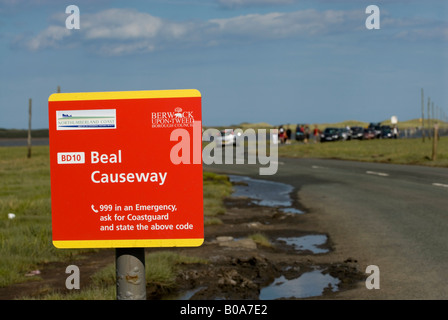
[151, 107, 194, 128]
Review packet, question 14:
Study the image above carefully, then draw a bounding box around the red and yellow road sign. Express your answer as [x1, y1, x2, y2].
[48, 90, 203, 248]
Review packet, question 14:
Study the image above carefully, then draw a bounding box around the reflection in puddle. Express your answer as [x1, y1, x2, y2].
[277, 235, 329, 254]
[279, 207, 304, 214]
[228, 175, 294, 207]
[259, 270, 339, 299]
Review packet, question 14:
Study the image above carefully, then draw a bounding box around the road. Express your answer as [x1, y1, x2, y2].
[204, 156, 448, 299]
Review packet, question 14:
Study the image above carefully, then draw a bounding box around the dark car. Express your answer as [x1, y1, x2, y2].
[351, 126, 364, 140]
[363, 128, 376, 140]
[368, 122, 382, 138]
[380, 125, 392, 138]
[320, 127, 343, 142]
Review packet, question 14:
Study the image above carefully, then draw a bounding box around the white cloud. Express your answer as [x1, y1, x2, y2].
[26, 25, 71, 50]
[82, 9, 164, 40]
[210, 9, 361, 38]
[16, 7, 448, 56]
[17, 8, 191, 54]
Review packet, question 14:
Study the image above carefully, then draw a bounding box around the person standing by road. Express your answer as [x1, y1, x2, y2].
[313, 125, 320, 143]
[304, 125, 310, 144]
[286, 128, 291, 144]
[393, 125, 398, 139]
[278, 126, 285, 144]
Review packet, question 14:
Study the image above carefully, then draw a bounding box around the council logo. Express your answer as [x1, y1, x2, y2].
[151, 107, 194, 128]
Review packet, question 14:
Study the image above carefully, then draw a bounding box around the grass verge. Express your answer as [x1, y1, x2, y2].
[203, 171, 232, 225]
[279, 137, 448, 167]
[0, 146, 93, 287]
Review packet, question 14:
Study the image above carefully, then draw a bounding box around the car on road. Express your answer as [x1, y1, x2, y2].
[216, 129, 238, 146]
[381, 125, 393, 138]
[368, 122, 382, 139]
[351, 126, 364, 140]
[320, 127, 343, 142]
[341, 127, 352, 141]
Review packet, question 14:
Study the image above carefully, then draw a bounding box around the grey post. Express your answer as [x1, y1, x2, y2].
[427, 97, 431, 140]
[432, 123, 438, 161]
[421, 88, 425, 142]
[116, 248, 147, 300]
[27, 98, 32, 158]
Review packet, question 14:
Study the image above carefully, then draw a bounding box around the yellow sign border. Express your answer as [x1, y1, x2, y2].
[49, 89, 201, 102]
[53, 238, 204, 249]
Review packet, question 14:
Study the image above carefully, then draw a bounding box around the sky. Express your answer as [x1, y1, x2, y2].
[0, 0, 447, 129]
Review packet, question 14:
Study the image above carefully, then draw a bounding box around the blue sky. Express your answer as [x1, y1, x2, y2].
[1, 0, 447, 129]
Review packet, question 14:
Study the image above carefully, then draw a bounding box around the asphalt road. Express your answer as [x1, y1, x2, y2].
[204, 155, 448, 299]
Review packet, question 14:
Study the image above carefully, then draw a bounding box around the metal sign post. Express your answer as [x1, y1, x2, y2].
[116, 248, 146, 300]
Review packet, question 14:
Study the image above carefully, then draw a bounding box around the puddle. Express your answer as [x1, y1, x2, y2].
[279, 207, 304, 214]
[277, 235, 329, 254]
[259, 270, 339, 299]
[228, 175, 294, 207]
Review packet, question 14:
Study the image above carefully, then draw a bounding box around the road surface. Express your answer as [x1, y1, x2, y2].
[205, 156, 448, 299]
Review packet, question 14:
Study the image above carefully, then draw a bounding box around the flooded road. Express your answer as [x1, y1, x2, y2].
[206, 157, 448, 299]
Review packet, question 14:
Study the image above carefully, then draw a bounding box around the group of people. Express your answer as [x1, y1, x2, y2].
[278, 126, 292, 144]
[297, 124, 321, 144]
[278, 124, 321, 144]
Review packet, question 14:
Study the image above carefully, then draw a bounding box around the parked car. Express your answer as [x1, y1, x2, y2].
[368, 122, 382, 139]
[320, 127, 343, 142]
[216, 129, 238, 146]
[363, 128, 376, 140]
[341, 127, 352, 141]
[381, 125, 393, 138]
[351, 126, 364, 140]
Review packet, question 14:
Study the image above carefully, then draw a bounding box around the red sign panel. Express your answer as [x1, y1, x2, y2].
[48, 90, 203, 248]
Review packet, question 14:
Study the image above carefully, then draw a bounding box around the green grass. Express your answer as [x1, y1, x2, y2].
[248, 233, 272, 248]
[279, 137, 448, 167]
[0, 147, 93, 287]
[203, 171, 232, 225]
[0, 146, 231, 291]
